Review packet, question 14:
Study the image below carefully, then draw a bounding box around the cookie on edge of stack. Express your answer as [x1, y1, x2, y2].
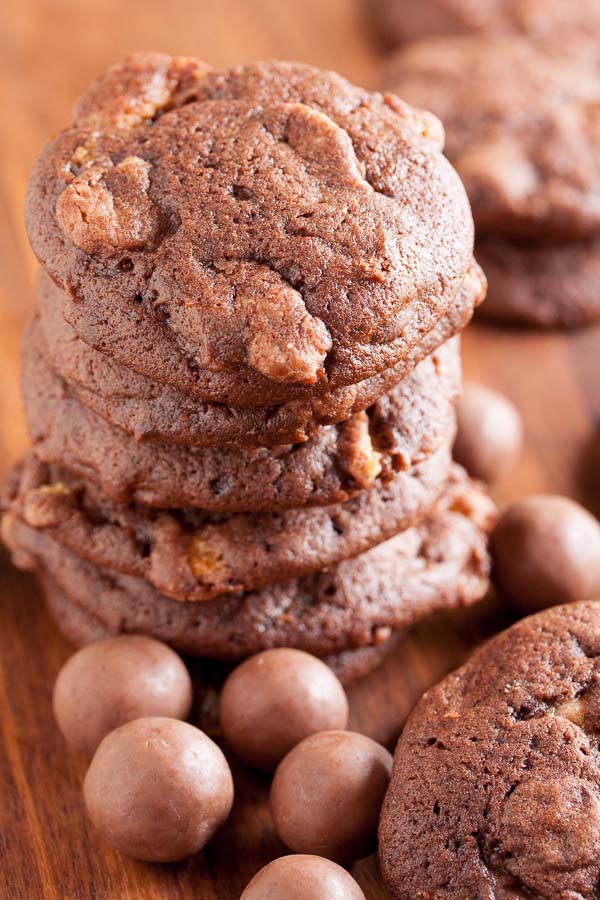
[380, 35, 600, 327]
[3, 53, 495, 683]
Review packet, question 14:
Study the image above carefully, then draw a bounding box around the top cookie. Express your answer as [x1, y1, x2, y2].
[367, 0, 600, 47]
[26, 54, 473, 402]
[380, 36, 600, 240]
[379, 601, 600, 900]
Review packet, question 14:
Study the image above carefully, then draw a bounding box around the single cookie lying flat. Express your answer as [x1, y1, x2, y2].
[379, 601, 600, 900]
[34, 264, 480, 446]
[39, 576, 405, 686]
[26, 54, 473, 402]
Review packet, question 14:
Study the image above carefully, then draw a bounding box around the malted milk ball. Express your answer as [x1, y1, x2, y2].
[491, 495, 600, 613]
[83, 717, 234, 861]
[270, 730, 392, 862]
[53, 635, 193, 755]
[454, 382, 523, 483]
[240, 854, 367, 900]
[220, 648, 349, 771]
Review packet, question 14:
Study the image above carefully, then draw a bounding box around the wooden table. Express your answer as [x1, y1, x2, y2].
[1, 1, 599, 896]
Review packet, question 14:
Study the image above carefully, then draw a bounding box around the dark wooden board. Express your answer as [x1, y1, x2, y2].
[1, 1, 599, 896]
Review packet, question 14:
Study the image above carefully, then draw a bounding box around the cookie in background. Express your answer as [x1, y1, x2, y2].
[379, 35, 600, 327]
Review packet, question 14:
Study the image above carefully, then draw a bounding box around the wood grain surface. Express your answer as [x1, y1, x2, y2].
[0, 1, 599, 897]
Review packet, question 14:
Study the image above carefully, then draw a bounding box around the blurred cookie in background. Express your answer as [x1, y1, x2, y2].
[380, 36, 600, 327]
[366, 0, 600, 48]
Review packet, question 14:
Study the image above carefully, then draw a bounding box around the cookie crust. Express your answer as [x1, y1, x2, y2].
[34, 268, 473, 448]
[39, 575, 404, 685]
[24, 313, 460, 511]
[367, 0, 600, 47]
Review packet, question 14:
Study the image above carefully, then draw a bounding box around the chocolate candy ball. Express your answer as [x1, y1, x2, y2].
[220, 649, 349, 771]
[83, 717, 234, 861]
[270, 730, 392, 862]
[491, 495, 600, 613]
[53, 635, 193, 755]
[240, 854, 366, 900]
[454, 383, 522, 483]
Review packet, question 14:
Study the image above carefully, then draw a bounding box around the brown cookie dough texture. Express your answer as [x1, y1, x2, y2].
[25, 53, 474, 401]
[367, 0, 600, 47]
[33, 265, 481, 447]
[2, 467, 495, 661]
[379, 601, 600, 900]
[42, 577, 404, 686]
[380, 36, 600, 326]
[23, 311, 462, 512]
[8, 445, 452, 602]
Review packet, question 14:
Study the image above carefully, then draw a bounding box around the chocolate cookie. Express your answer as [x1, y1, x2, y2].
[24, 316, 460, 511]
[367, 0, 600, 47]
[3, 466, 495, 660]
[476, 235, 600, 328]
[379, 36, 600, 240]
[39, 575, 402, 686]
[26, 54, 474, 403]
[35, 265, 480, 446]
[379, 601, 600, 900]
[8, 445, 452, 602]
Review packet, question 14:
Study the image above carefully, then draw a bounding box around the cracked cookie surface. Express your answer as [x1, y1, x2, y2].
[26, 53, 473, 402]
[379, 601, 600, 900]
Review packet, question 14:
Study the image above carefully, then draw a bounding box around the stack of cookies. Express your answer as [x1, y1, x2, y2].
[380, 36, 600, 327]
[3, 54, 494, 682]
